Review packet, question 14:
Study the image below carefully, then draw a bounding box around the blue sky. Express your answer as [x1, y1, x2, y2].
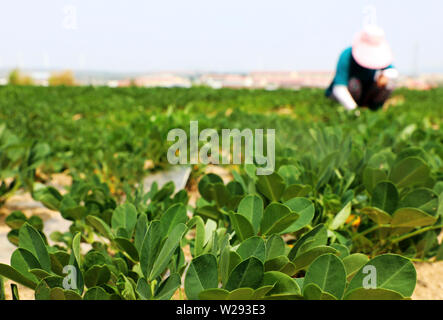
[1, 0, 442, 74]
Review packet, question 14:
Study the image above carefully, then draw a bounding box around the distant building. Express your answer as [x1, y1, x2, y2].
[119, 73, 191, 88]
[197, 71, 333, 90]
[107, 80, 119, 88]
[198, 74, 253, 89]
[249, 71, 301, 89]
[295, 71, 334, 88]
[30, 71, 50, 86]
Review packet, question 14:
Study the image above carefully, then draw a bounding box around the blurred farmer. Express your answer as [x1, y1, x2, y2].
[326, 25, 398, 111]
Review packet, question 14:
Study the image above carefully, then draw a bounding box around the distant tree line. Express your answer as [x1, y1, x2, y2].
[7, 69, 76, 86]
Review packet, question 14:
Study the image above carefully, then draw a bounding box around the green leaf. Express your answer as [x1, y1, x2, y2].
[229, 212, 255, 241]
[237, 195, 263, 234]
[187, 216, 205, 257]
[256, 172, 286, 202]
[83, 287, 111, 300]
[72, 232, 82, 268]
[7, 230, 19, 246]
[15, 248, 42, 271]
[220, 248, 242, 287]
[34, 277, 64, 300]
[329, 201, 352, 231]
[344, 288, 407, 300]
[236, 236, 266, 263]
[0, 276, 5, 300]
[226, 288, 255, 300]
[5, 211, 27, 229]
[389, 157, 430, 189]
[372, 181, 399, 214]
[11, 284, 19, 300]
[278, 165, 301, 185]
[225, 257, 264, 291]
[160, 203, 188, 236]
[399, 188, 439, 216]
[68, 250, 84, 295]
[303, 253, 346, 299]
[33, 187, 62, 211]
[391, 208, 437, 228]
[362, 167, 387, 195]
[59, 195, 87, 221]
[198, 288, 229, 300]
[117, 275, 137, 300]
[203, 219, 217, 249]
[260, 203, 298, 236]
[282, 184, 312, 201]
[111, 203, 137, 238]
[281, 197, 315, 233]
[253, 285, 275, 299]
[198, 174, 229, 207]
[185, 254, 218, 300]
[396, 147, 426, 163]
[114, 237, 140, 262]
[49, 251, 70, 276]
[148, 223, 187, 281]
[134, 214, 148, 252]
[303, 283, 337, 300]
[136, 278, 152, 300]
[29, 268, 52, 280]
[18, 223, 51, 272]
[48, 287, 83, 300]
[264, 256, 289, 272]
[0, 264, 37, 289]
[261, 271, 300, 296]
[361, 207, 392, 224]
[265, 235, 285, 260]
[84, 265, 111, 288]
[331, 244, 350, 258]
[288, 224, 328, 260]
[28, 216, 43, 231]
[154, 273, 181, 300]
[140, 221, 163, 279]
[195, 205, 223, 221]
[345, 254, 416, 298]
[86, 216, 114, 240]
[342, 253, 370, 280]
[279, 261, 297, 276]
[292, 246, 339, 273]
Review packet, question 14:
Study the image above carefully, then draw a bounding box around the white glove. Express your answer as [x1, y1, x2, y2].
[332, 85, 358, 111]
[374, 68, 399, 90]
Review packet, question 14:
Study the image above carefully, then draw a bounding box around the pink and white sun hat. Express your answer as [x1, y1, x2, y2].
[352, 25, 393, 70]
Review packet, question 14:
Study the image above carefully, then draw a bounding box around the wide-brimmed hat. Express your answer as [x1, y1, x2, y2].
[352, 25, 393, 70]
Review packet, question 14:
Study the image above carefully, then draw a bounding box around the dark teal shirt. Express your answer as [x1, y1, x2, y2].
[326, 46, 393, 97]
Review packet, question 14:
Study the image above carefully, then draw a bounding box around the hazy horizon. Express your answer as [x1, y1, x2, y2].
[1, 0, 442, 75]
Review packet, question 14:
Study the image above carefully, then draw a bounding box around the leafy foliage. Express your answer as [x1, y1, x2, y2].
[0, 86, 442, 299]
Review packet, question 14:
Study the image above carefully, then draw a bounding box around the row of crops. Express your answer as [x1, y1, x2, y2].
[0, 85, 442, 300]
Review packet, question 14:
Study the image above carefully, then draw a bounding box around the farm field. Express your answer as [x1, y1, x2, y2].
[0, 85, 442, 300]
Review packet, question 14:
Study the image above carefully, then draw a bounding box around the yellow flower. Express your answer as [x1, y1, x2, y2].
[346, 214, 361, 228]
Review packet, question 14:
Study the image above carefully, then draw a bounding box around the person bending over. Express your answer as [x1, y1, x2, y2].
[326, 24, 399, 112]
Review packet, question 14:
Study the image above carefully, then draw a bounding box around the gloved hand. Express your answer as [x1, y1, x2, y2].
[374, 69, 399, 89]
[376, 74, 388, 88]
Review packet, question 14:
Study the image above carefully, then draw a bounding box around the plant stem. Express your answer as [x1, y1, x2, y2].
[390, 225, 443, 244]
[352, 224, 390, 241]
[0, 276, 5, 300]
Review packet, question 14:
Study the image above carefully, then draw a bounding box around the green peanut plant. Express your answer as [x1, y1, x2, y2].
[0, 172, 418, 300]
[0, 86, 441, 300]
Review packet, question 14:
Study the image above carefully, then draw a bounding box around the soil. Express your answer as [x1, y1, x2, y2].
[1, 170, 442, 300]
[412, 262, 443, 300]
